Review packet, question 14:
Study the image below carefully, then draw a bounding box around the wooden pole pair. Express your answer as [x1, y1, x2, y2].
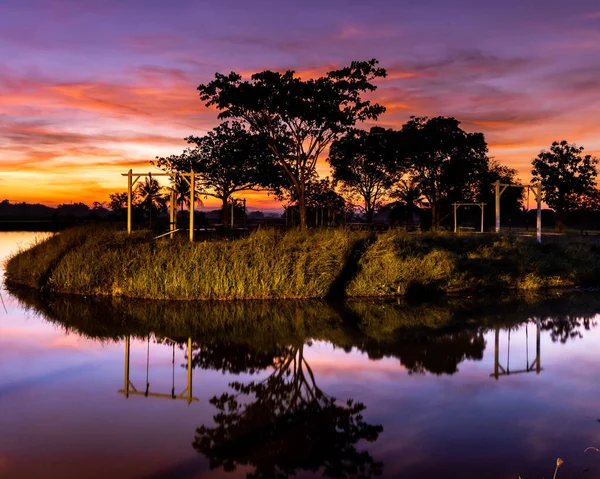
[123, 170, 196, 242]
[495, 180, 542, 243]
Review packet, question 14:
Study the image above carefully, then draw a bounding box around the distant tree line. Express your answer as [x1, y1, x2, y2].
[107, 59, 598, 231]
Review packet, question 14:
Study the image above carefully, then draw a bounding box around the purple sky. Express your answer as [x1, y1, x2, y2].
[1, 0, 599, 206]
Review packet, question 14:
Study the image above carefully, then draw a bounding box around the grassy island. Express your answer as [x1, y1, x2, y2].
[5, 226, 600, 300]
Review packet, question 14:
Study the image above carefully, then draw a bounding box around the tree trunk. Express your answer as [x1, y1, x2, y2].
[298, 185, 307, 230]
[366, 208, 374, 224]
[431, 201, 437, 231]
[222, 197, 229, 226]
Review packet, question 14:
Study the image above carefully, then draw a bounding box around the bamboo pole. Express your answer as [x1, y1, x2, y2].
[243, 199, 247, 229]
[453, 203, 457, 233]
[124, 336, 130, 397]
[169, 188, 176, 239]
[187, 337, 193, 404]
[481, 203, 484, 233]
[536, 183, 542, 244]
[495, 180, 500, 233]
[536, 317, 541, 374]
[493, 328, 499, 380]
[189, 171, 195, 242]
[127, 169, 132, 235]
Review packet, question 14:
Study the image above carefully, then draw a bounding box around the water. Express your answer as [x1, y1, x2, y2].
[1, 232, 600, 479]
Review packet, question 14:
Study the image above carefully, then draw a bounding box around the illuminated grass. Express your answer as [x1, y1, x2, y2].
[5, 226, 600, 300]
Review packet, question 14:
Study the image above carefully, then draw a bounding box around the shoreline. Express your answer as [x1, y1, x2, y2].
[5, 225, 600, 301]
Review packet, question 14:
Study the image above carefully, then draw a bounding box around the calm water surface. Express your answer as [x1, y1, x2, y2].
[1, 231, 600, 479]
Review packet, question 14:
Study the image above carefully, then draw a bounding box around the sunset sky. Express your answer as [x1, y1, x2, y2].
[1, 0, 599, 209]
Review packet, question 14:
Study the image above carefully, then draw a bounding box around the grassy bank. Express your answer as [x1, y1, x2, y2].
[5, 225, 600, 300]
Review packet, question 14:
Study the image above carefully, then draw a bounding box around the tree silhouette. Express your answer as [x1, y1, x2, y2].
[156, 121, 281, 225]
[531, 140, 598, 229]
[134, 177, 166, 227]
[197, 60, 387, 229]
[401, 116, 489, 230]
[329, 127, 402, 223]
[193, 343, 383, 478]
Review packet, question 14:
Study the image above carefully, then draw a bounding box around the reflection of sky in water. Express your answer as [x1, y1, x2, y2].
[1, 232, 600, 478]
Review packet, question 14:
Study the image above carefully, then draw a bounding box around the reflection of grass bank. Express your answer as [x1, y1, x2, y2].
[5, 226, 600, 300]
[9, 286, 600, 375]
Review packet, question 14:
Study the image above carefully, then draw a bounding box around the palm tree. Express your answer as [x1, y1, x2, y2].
[135, 177, 166, 228]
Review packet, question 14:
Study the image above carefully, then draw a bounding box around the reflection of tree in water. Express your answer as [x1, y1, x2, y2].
[541, 315, 598, 344]
[357, 331, 486, 375]
[191, 341, 290, 375]
[193, 343, 383, 478]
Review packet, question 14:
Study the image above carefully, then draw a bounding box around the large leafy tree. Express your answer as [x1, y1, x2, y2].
[531, 140, 598, 227]
[401, 116, 489, 230]
[156, 121, 282, 224]
[329, 127, 402, 223]
[197, 60, 387, 229]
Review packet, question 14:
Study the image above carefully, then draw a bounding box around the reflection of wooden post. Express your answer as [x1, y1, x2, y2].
[453, 203, 457, 233]
[494, 327, 499, 380]
[124, 336, 131, 398]
[495, 180, 500, 233]
[536, 183, 542, 244]
[187, 337, 193, 404]
[536, 317, 541, 374]
[127, 169, 133, 235]
[189, 171, 195, 242]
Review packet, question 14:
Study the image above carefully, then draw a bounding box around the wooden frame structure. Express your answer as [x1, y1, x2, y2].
[119, 336, 198, 404]
[491, 318, 541, 379]
[495, 180, 542, 243]
[453, 202, 485, 233]
[122, 170, 197, 242]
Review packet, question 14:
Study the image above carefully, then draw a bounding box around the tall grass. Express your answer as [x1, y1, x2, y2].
[6, 226, 600, 300]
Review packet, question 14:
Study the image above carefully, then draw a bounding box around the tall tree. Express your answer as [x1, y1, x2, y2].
[329, 127, 402, 223]
[197, 60, 387, 229]
[401, 116, 489, 230]
[156, 121, 282, 224]
[531, 140, 598, 228]
[135, 177, 166, 228]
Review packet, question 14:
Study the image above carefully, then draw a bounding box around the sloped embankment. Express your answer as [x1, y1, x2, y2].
[5, 226, 600, 300]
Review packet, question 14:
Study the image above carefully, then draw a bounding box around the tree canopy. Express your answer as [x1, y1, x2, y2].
[155, 121, 282, 222]
[401, 116, 489, 230]
[329, 127, 402, 223]
[197, 60, 387, 229]
[531, 140, 598, 224]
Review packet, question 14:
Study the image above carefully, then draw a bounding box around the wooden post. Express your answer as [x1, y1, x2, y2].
[481, 203, 484, 233]
[536, 183, 542, 244]
[453, 203, 457, 233]
[169, 188, 176, 239]
[124, 336, 130, 398]
[187, 337, 193, 404]
[189, 171, 195, 242]
[127, 169, 133, 235]
[495, 180, 500, 233]
[243, 198, 247, 229]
